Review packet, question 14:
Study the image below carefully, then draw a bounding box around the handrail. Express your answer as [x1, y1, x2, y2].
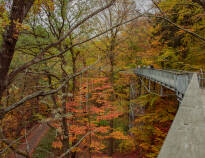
[133, 68, 193, 97]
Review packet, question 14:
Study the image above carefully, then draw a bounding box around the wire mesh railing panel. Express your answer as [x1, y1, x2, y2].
[133, 68, 193, 95]
[198, 73, 205, 89]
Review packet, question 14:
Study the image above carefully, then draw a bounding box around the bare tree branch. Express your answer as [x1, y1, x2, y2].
[43, 0, 116, 50]
[0, 128, 30, 158]
[58, 130, 96, 158]
[7, 14, 142, 86]
[6, 0, 116, 89]
[152, 15, 205, 42]
[142, 1, 205, 42]
[1, 57, 102, 117]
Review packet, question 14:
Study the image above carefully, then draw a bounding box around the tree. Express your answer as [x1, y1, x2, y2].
[0, 0, 121, 157]
[92, 0, 136, 155]
[0, 0, 116, 117]
[150, 0, 205, 69]
[51, 76, 125, 157]
[0, 0, 35, 104]
[192, 0, 205, 10]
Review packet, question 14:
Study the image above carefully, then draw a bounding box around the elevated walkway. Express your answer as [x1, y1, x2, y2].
[132, 68, 205, 157]
[158, 74, 205, 158]
[133, 68, 193, 99]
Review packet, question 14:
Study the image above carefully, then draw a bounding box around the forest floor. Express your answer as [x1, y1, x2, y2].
[112, 152, 139, 158]
[8, 124, 139, 158]
[75, 152, 139, 158]
[93, 151, 140, 158]
[8, 123, 49, 158]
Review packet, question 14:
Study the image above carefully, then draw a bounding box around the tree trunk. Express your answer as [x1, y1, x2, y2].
[109, 39, 115, 156]
[87, 79, 92, 158]
[61, 84, 70, 158]
[0, 0, 34, 104]
[71, 49, 77, 98]
[71, 152, 76, 158]
[109, 63, 114, 156]
[47, 75, 58, 109]
[59, 48, 70, 157]
[106, 29, 119, 155]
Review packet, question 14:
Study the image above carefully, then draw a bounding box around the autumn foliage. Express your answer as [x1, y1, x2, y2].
[1, 0, 205, 158]
[51, 77, 127, 156]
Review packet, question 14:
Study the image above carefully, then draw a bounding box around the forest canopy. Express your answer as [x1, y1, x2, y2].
[0, 0, 204, 158]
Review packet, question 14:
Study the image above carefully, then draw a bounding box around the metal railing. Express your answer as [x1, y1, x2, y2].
[198, 73, 205, 89]
[133, 68, 193, 98]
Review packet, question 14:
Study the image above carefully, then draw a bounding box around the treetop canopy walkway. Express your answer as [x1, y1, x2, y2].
[132, 67, 205, 158]
[133, 67, 204, 99]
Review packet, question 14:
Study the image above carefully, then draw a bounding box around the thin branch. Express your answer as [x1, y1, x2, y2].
[0, 126, 37, 154]
[0, 128, 30, 158]
[2, 57, 102, 117]
[24, 128, 30, 155]
[43, 0, 116, 50]
[22, 70, 60, 80]
[152, 15, 205, 42]
[148, 1, 205, 42]
[58, 130, 96, 158]
[7, 14, 142, 85]
[151, 0, 165, 15]
[7, 0, 116, 85]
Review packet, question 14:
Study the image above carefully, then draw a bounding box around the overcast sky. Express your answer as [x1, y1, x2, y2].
[135, 0, 153, 12]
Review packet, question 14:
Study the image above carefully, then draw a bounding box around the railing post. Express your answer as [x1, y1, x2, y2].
[148, 79, 151, 92]
[153, 82, 156, 92]
[160, 85, 163, 96]
[144, 78, 147, 95]
[138, 77, 142, 96]
[134, 68, 195, 99]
